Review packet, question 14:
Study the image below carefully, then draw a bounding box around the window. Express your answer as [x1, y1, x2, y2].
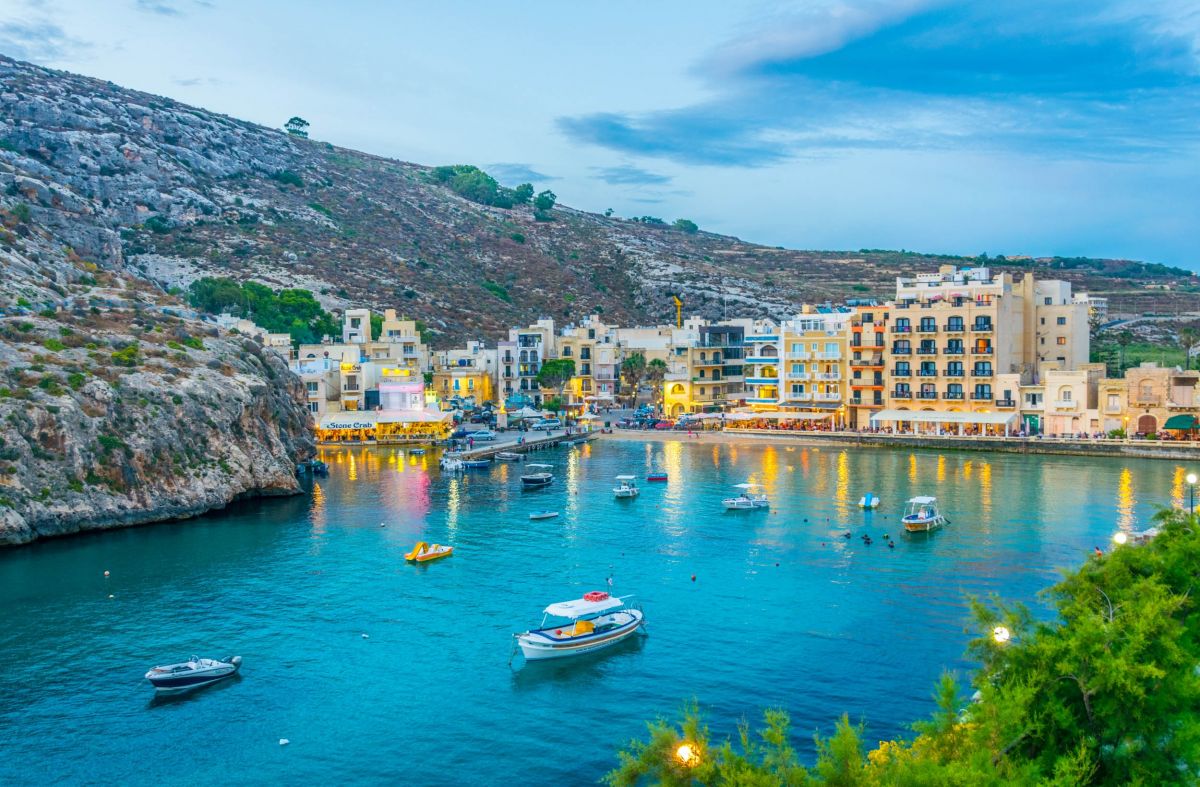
[790, 363, 803, 375]
[895, 362, 910, 375]
[307, 402, 320, 414]
[790, 342, 801, 353]
[824, 342, 838, 356]
[1040, 317, 1045, 325]
[1061, 389, 1072, 401]
[1044, 297, 1052, 305]
[306, 382, 319, 394]
[1057, 316, 1067, 325]
[1107, 394, 1120, 410]
[1057, 337, 1067, 345]
[791, 383, 805, 395]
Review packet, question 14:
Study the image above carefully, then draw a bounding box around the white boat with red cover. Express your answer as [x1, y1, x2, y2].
[515, 592, 644, 661]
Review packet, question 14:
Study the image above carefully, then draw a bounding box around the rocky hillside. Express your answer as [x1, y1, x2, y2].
[1, 54, 1194, 346]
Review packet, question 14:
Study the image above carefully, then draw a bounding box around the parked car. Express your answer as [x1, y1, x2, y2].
[653, 420, 676, 430]
[469, 429, 497, 441]
[451, 428, 469, 440]
[531, 418, 562, 431]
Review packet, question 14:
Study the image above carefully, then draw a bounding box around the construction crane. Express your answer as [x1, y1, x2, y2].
[672, 295, 683, 328]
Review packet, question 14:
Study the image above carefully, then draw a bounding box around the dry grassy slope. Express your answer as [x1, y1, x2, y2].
[1, 54, 1194, 348]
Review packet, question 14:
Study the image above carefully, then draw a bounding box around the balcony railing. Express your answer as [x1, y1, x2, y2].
[744, 354, 779, 363]
[816, 372, 840, 380]
[815, 393, 841, 402]
[971, 392, 992, 400]
[972, 323, 994, 332]
[892, 390, 913, 398]
[944, 392, 965, 400]
[917, 370, 938, 377]
[1052, 399, 1078, 410]
[892, 368, 911, 377]
[972, 369, 994, 377]
[944, 346, 964, 355]
[788, 372, 811, 380]
[850, 356, 884, 367]
[917, 325, 938, 333]
[892, 347, 912, 355]
[995, 398, 1016, 407]
[917, 391, 938, 400]
[944, 323, 966, 332]
[786, 392, 813, 401]
[972, 347, 993, 355]
[944, 369, 965, 377]
[916, 347, 939, 355]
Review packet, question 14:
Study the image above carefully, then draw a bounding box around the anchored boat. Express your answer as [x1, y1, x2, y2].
[613, 475, 639, 498]
[902, 496, 948, 532]
[462, 458, 492, 469]
[521, 463, 554, 488]
[440, 453, 464, 472]
[859, 493, 880, 509]
[646, 471, 668, 482]
[145, 655, 241, 692]
[496, 452, 523, 461]
[514, 592, 644, 662]
[405, 541, 454, 562]
[723, 483, 769, 510]
[529, 510, 559, 521]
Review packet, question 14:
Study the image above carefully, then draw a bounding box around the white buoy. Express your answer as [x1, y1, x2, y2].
[279, 738, 290, 746]
[362, 633, 369, 639]
[103, 570, 110, 577]
[108, 594, 114, 599]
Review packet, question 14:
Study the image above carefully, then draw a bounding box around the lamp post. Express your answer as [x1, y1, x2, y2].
[992, 625, 1012, 644]
[1112, 531, 1128, 546]
[675, 742, 700, 768]
[1187, 472, 1197, 516]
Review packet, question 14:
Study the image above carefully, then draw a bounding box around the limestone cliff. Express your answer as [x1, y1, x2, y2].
[0, 274, 313, 546]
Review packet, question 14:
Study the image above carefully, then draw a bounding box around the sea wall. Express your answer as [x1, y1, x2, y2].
[722, 429, 1200, 461]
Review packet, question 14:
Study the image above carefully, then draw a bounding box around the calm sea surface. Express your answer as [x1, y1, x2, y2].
[0, 439, 1190, 785]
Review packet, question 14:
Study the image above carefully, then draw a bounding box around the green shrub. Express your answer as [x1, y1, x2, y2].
[166, 340, 184, 350]
[11, 203, 30, 223]
[481, 280, 511, 302]
[509, 232, 525, 244]
[97, 435, 127, 454]
[68, 479, 84, 493]
[143, 215, 172, 234]
[67, 372, 86, 390]
[182, 336, 204, 350]
[271, 169, 304, 187]
[111, 343, 140, 367]
[42, 338, 66, 352]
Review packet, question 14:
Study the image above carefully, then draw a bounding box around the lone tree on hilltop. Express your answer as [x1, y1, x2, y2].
[284, 117, 310, 139]
[673, 218, 699, 234]
[513, 183, 534, 204]
[533, 189, 557, 220]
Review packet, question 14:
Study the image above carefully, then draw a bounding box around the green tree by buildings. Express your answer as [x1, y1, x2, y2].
[536, 358, 575, 402]
[187, 277, 338, 344]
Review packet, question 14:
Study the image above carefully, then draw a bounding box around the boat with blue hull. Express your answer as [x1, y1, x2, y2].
[515, 593, 644, 662]
[145, 656, 241, 692]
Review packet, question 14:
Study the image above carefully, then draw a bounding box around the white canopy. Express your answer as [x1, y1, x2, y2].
[869, 409, 1017, 426]
[379, 408, 452, 424]
[511, 407, 544, 418]
[907, 496, 937, 504]
[544, 595, 629, 618]
[615, 475, 636, 480]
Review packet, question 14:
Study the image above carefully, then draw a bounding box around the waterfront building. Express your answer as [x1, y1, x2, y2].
[873, 266, 1090, 435]
[431, 341, 496, 407]
[311, 363, 451, 443]
[847, 304, 889, 428]
[662, 320, 748, 416]
[558, 316, 624, 411]
[1121, 363, 1200, 435]
[744, 308, 851, 426]
[508, 319, 556, 407]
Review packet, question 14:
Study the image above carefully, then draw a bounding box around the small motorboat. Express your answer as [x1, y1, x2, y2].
[613, 475, 639, 499]
[521, 464, 554, 488]
[646, 471, 668, 482]
[514, 592, 644, 662]
[902, 496, 948, 532]
[529, 511, 560, 521]
[496, 452, 523, 462]
[859, 493, 880, 509]
[440, 453, 464, 472]
[296, 459, 328, 476]
[462, 458, 492, 469]
[145, 655, 241, 692]
[723, 483, 769, 511]
[411, 448, 426, 456]
[405, 541, 454, 562]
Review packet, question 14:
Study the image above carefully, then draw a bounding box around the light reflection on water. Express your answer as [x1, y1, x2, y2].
[0, 439, 1188, 786]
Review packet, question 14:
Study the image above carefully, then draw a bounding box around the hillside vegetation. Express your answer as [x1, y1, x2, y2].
[0, 54, 1196, 348]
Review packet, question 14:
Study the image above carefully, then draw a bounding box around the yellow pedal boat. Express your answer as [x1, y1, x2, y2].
[405, 541, 454, 563]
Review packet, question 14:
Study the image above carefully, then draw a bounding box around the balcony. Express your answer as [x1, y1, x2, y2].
[944, 369, 965, 377]
[745, 397, 780, 404]
[816, 372, 841, 380]
[892, 368, 911, 377]
[917, 370, 938, 377]
[786, 351, 811, 360]
[787, 372, 811, 380]
[944, 346, 964, 355]
[814, 393, 841, 402]
[944, 392, 965, 400]
[916, 346, 939, 355]
[1052, 399, 1078, 411]
[995, 398, 1016, 408]
[972, 323, 994, 333]
[917, 391, 938, 400]
[916, 324, 939, 334]
[747, 334, 779, 342]
[972, 347, 993, 355]
[892, 390, 913, 399]
[943, 323, 966, 333]
[818, 352, 841, 360]
[850, 356, 884, 368]
[744, 376, 778, 384]
[971, 392, 992, 401]
[744, 354, 780, 363]
[971, 369, 994, 377]
[892, 347, 912, 355]
[785, 392, 813, 401]
[892, 325, 912, 333]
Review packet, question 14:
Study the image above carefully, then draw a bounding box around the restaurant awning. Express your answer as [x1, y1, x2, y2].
[1163, 414, 1199, 430]
[727, 411, 835, 421]
[319, 411, 379, 429]
[869, 409, 1017, 426]
[378, 408, 452, 424]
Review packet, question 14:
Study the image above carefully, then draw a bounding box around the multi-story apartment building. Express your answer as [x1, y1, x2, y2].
[662, 321, 747, 416]
[558, 316, 624, 410]
[875, 266, 1090, 434]
[508, 318, 556, 407]
[743, 308, 850, 424]
[848, 304, 888, 427]
[431, 341, 496, 406]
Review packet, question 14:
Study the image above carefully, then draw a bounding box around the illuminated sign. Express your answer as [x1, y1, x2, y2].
[324, 420, 376, 430]
[381, 367, 412, 378]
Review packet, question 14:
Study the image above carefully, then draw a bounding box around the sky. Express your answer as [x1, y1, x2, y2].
[1, 0, 1199, 268]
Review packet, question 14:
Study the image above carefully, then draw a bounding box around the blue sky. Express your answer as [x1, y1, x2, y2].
[2, 0, 1198, 267]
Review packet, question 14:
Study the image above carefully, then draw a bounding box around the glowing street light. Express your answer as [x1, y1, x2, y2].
[675, 742, 700, 767]
[1187, 472, 1197, 515]
[992, 625, 1012, 644]
[1112, 531, 1128, 546]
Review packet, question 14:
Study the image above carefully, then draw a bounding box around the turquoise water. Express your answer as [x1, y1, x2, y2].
[0, 439, 1190, 785]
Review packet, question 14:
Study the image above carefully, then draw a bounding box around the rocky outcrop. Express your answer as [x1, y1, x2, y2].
[0, 284, 313, 546]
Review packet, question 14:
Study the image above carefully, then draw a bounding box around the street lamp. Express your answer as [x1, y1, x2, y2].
[1112, 531, 1128, 546]
[1187, 472, 1197, 515]
[992, 625, 1012, 644]
[675, 742, 700, 767]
